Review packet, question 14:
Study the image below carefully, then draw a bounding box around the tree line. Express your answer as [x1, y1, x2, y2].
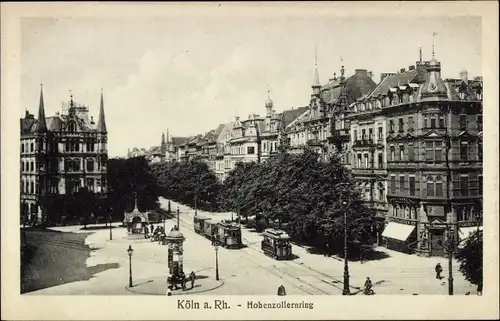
[150, 149, 379, 257]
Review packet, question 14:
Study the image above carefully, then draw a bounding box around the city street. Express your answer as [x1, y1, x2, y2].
[27, 197, 476, 296]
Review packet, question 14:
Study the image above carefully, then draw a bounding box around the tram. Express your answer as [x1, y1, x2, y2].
[203, 219, 219, 240]
[193, 215, 210, 234]
[261, 228, 292, 260]
[215, 220, 243, 249]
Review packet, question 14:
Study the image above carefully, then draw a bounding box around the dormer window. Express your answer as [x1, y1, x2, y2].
[68, 122, 76, 133]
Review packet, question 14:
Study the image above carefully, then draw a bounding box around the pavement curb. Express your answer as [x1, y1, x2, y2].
[124, 277, 225, 296]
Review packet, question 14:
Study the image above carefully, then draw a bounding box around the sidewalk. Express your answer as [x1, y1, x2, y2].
[161, 198, 476, 295]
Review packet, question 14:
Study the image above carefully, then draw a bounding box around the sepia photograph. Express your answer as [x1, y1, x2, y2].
[2, 2, 499, 320]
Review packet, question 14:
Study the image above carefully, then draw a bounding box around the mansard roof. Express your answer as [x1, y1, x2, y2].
[320, 70, 377, 105]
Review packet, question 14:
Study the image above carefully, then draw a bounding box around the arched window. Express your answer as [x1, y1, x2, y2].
[73, 159, 80, 171]
[435, 175, 444, 197]
[87, 159, 94, 172]
[426, 175, 435, 197]
[68, 122, 76, 133]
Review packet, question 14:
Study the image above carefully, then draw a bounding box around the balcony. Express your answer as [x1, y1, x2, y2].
[352, 139, 376, 150]
[306, 139, 324, 147]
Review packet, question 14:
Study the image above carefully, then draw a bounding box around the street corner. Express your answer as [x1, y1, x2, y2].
[125, 274, 224, 296]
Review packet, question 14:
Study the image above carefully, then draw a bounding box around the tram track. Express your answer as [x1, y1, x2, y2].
[171, 208, 357, 294]
[174, 212, 332, 295]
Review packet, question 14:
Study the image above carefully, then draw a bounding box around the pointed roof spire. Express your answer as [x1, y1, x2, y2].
[312, 46, 321, 88]
[36, 84, 47, 132]
[419, 47, 423, 63]
[97, 88, 107, 133]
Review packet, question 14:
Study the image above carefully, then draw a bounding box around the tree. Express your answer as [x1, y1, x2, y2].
[456, 230, 483, 293]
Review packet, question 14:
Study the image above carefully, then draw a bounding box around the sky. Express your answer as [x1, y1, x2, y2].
[20, 13, 482, 157]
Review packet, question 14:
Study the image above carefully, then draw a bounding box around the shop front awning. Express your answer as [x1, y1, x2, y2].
[382, 222, 416, 242]
[458, 226, 483, 247]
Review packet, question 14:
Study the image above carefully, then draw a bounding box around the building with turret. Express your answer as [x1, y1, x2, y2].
[20, 86, 108, 225]
[348, 51, 483, 257]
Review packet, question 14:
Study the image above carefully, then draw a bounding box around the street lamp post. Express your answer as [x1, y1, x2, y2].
[109, 215, 113, 241]
[127, 245, 133, 288]
[445, 225, 455, 295]
[342, 199, 350, 296]
[214, 242, 220, 281]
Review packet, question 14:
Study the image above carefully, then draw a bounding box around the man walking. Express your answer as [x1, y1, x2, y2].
[435, 263, 443, 279]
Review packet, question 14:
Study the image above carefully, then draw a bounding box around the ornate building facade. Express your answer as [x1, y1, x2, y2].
[20, 87, 108, 224]
[355, 55, 484, 257]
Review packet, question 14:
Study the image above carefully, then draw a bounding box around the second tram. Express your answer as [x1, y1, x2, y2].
[261, 228, 293, 260]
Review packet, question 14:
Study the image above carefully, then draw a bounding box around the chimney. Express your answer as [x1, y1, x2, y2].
[400, 68, 406, 73]
[25, 110, 30, 118]
[367, 71, 373, 79]
[409, 65, 415, 71]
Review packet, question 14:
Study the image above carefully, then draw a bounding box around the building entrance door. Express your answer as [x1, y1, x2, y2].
[431, 230, 445, 257]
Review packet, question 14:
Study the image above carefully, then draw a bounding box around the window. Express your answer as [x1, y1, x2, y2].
[460, 175, 469, 196]
[424, 117, 428, 129]
[357, 153, 362, 168]
[459, 114, 467, 130]
[87, 159, 94, 172]
[425, 141, 442, 162]
[364, 154, 369, 168]
[409, 176, 416, 196]
[30, 143, 34, 152]
[408, 116, 414, 130]
[430, 117, 436, 129]
[426, 175, 434, 197]
[389, 120, 394, 132]
[478, 141, 483, 160]
[247, 146, 255, 154]
[398, 118, 404, 132]
[361, 129, 366, 140]
[439, 116, 445, 128]
[477, 115, 483, 131]
[378, 184, 384, 201]
[399, 145, 404, 161]
[478, 176, 483, 196]
[399, 176, 405, 194]
[460, 142, 468, 161]
[21, 143, 25, 153]
[368, 128, 373, 141]
[390, 176, 396, 194]
[390, 146, 395, 161]
[378, 127, 383, 139]
[408, 144, 415, 161]
[378, 153, 383, 169]
[426, 142, 434, 161]
[435, 175, 443, 197]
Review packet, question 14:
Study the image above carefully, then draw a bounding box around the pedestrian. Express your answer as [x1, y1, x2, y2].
[364, 277, 373, 295]
[435, 263, 443, 279]
[190, 271, 196, 289]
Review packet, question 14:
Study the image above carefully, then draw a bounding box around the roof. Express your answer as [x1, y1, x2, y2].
[171, 137, 190, 146]
[321, 70, 377, 105]
[204, 123, 226, 143]
[366, 65, 427, 99]
[279, 106, 309, 129]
